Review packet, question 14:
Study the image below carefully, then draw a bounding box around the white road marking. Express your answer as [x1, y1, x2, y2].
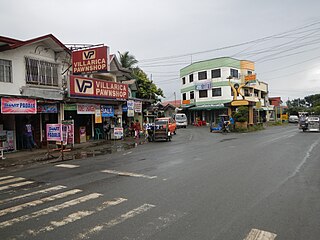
[55, 164, 80, 168]
[101, 169, 157, 179]
[0, 176, 14, 181]
[0, 193, 102, 229]
[0, 189, 82, 217]
[244, 228, 277, 240]
[123, 151, 132, 156]
[0, 181, 34, 191]
[0, 177, 25, 185]
[0, 185, 67, 205]
[76, 203, 156, 239]
[12, 198, 127, 239]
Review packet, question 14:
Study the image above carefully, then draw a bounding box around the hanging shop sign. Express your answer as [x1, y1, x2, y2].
[195, 81, 212, 90]
[1, 98, 37, 114]
[64, 104, 77, 111]
[127, 100, 134, 117]
[101, 105, 114, 117]
[77, 103, 97, 114]
[72, 46, 110, 74]
[69, 76, 128, 100]
[46, 124, 63, 142]
[37, 103, 58, 113]
[134, 101, 142, 113]
[95, 108, 102, 123]
[122, 104, 128, 112]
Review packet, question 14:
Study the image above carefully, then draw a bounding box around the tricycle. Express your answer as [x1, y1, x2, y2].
[210, 114, 230, 133]
[149, 119, 172, 142]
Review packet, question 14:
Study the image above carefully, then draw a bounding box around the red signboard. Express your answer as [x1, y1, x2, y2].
[69, 76, 128, 100]
[1, 98, 37, 114]
[72, 46, 110, 74]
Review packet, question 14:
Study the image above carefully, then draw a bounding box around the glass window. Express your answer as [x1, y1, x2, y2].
[25, 57, 59, 86]
[230, 68, 239, 78]
[199, 90, 208, 98]
[182, 93, 187, 100]
[211, 69, 221, 78]
[189, 74, 193, 83]
[0, 59, 12, 83]
[212, 88, 222, 97]
[182, 77, 186, 84]
[190, 91, 194, 99]
[198, 71, 207, 80]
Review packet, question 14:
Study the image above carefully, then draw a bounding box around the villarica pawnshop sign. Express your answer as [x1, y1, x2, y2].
[69, 76, 129, 100]
[72, 46, 110, 74]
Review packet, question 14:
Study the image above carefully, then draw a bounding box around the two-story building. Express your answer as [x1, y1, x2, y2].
[180, 57, 271, 125]
[0, 34, 71, 150]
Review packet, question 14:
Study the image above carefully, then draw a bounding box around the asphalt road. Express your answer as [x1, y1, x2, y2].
[0, 124, 319, 240]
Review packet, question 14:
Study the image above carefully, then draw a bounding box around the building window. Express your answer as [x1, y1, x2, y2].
[198, 71, 207, 80]
[25, 57, 59, 86]
[199, 90, 208, 98]
[182, 77, 186, 85]
[0, 59, 12, 83]
[211, 69, 221, 78]
[230, 68, 239, 78]
[212, 88, 222, 97]
[247, 70, 252, 75]
[189, 74, 193, 83]
[244, 88, 250, 97]
[182, 93, 187, 100]
[190, 91, 194, 99]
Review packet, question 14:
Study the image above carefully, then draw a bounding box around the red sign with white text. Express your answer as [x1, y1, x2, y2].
[69, 76, 128, 100]
[72, 46, 110, 74]
[1, 98, 37, 114]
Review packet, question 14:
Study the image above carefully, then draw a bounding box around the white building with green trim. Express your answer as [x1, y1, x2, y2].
[180, 57, 269, 124]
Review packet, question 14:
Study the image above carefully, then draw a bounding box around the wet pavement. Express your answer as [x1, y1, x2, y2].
[0, 137, 144, 170]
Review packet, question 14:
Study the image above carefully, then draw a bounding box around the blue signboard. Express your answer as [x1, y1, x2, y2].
[122, 104, 128, 112]
[101, 105, 114, 117]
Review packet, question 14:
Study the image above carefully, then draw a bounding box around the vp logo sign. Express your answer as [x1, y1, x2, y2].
[82, 50, 96, 60]
[75, 78, 94, 95]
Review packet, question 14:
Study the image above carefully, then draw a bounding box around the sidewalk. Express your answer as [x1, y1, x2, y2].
[0, 137, 141, 169]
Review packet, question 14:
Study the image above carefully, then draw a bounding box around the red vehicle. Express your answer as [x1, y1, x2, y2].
[155, 117, 177, 135]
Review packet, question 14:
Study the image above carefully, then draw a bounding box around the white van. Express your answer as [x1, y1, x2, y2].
[174, 113, 188, 128]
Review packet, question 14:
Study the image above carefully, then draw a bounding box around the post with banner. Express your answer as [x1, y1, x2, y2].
[62, 120, 75, 148]
[46, 123, 72, 161]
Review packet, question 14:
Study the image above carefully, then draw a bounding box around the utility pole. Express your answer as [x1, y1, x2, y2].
[174, 92, 176, 106]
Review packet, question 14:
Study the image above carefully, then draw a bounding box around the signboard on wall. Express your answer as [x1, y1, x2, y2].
[1, 98, 37, 114]
[77, 103, 97, 114]
[72, 46, 110, 74]
[101, 105, 114, 117]
[37, 104, 58, 113]
[134, 101, 142, 113]
[69, 76, 128, 100]
[195, 81, 212, 90]
[127, 100, 134, 117]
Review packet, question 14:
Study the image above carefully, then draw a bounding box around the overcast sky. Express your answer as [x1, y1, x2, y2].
[1, 0, 320, 102]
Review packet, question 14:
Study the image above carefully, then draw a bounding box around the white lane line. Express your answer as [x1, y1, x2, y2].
[0, 176, 14, 181]
[0, 189, 82, 217]
[76, 203, 156, 240]
[0, 177, 25, 185]
[55, 164, 80, 168]
[0, 193, 102, 229]
[101, 169, 157, 179]
[244, 228, 277, 240]
[12, 198, 127, 239]
[123, 151, 132, 156]
[0, 185, 67, 205]
[0, 181, 34, 191]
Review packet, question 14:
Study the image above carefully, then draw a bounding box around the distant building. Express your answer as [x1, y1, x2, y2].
[180, 57, 271, 125]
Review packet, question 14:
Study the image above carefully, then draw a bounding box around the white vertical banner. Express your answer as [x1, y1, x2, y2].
[127, 100, 134, 117]
[134, 101, 142, 113]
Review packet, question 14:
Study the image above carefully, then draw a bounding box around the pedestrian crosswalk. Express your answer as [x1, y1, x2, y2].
[0, 174, 157, 240]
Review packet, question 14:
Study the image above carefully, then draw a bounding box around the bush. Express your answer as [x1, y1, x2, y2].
[233, 106, 248, 122]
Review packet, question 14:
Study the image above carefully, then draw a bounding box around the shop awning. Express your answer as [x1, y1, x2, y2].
[189, 100, 230, 111]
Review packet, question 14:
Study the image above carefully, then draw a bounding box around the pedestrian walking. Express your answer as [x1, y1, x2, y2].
[134, 119, 141, 139]
[24, 122, 37, 151]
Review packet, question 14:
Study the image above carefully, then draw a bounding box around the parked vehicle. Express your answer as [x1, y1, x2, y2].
[155, 117, 176, 135]
[289, 115, 299, 123]
[210, 114, 230, 133]
[174, 113, 187, 128]
[149, 119, 172, 142]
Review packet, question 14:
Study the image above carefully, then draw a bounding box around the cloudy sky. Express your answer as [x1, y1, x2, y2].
[1, 0, 320, 102]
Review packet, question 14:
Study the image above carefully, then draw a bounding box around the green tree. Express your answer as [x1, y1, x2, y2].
[233, 106, 248, 122]
[117, 51, 164, 101]
[118, 51, 138, 69]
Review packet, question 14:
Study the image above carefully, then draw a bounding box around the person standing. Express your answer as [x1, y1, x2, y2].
[134, 119, 141, 139]
[24, 122, 35, 151]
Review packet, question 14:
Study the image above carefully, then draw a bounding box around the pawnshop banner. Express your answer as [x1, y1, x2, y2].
[1, 98, 37, 114]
